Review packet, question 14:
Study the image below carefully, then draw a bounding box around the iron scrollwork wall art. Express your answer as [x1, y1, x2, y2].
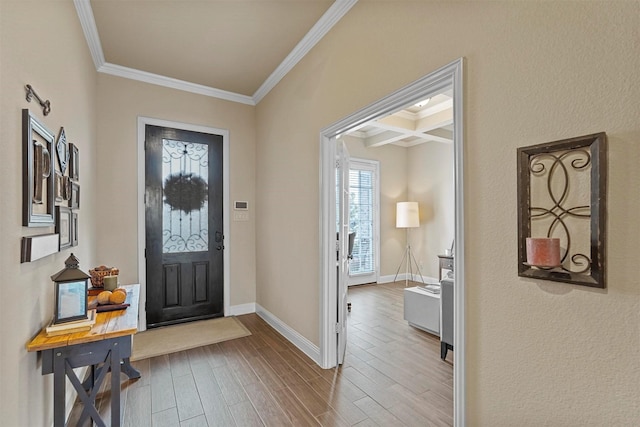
[23, 109, 55, 227]
[517, 133, 607, 288]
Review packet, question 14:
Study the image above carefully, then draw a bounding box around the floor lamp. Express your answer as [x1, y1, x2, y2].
[393, 202, 425, 286]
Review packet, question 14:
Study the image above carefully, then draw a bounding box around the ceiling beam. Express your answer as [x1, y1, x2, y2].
[363, 130, 406, 148]
[415, 109, 453, 132]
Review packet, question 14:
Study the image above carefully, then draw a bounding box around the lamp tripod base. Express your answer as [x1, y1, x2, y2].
[393, 244, 425, 286]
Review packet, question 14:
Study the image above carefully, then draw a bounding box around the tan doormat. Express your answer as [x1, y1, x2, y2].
[131, 316, 251, 361]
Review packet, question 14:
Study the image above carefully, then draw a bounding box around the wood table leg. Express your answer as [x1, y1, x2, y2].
[53, 351, 66, 427]
[111, 341, 121, 427]
[121, 357, 141, 379]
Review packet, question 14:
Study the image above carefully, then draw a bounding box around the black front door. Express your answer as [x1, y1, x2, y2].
[145, 125, 224, 328]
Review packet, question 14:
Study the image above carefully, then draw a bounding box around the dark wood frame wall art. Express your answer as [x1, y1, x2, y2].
[69, 143, 79, 181]
[23, 109, 55, 227]
[71, 211, 79, 247]
[21, 105, 81, 262]
[69, 182, 80, 209]
[517, 133, 607, 288]
[56, 206, 72, 250]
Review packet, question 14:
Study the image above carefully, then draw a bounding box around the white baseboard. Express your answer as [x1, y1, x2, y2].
[228, 302, 256, 316]
[255, 304, 321, 366]
[378, 273, 439, 285]
[378, 274, 398, 284]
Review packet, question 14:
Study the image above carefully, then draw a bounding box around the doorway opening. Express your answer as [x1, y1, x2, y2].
[319, 58, 465, 425]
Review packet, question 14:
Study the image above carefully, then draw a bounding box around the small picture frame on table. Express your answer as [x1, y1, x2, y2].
[55, 280, 88, 324]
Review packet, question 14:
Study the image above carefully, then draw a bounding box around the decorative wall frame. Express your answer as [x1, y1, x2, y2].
[54, 170, 64, 203]
[23, 109, 55, 227]
[71, 211, 79, 247]
[69, 183, 80, 209]
[56, 127, 68, 174]
[20, 233, 59, 263]
[517, 133, 607, 288]
[56, 206, 72, 250]
[69, 143, 79, 181]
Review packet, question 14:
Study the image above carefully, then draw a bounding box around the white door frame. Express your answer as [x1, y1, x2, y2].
[318, 58, 465, 425]
[136, 116, 230, 331]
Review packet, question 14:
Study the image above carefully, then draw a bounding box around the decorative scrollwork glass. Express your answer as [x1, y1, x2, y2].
[162, 139, 209, 253]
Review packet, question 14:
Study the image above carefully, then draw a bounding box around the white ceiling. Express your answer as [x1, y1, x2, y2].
[76, 0, 451, 147]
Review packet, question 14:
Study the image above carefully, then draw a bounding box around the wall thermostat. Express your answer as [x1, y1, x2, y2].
[234, 201, 249, 210]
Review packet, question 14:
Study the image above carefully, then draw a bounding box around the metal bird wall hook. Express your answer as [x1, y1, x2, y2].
[25, 84, 51, 116]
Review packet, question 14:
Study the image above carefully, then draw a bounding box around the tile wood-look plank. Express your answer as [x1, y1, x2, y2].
[168, 350, 192, 378]
[212, 365, 249, 406]
[151, 407, 180, 427]
[150, 354, 177, 414]
[68, 281, 452, 427]
[180, 414, 209, 427]
[270, 387, 322, 427]
[227, 400, 265, 427]
[123, 384, 152, 427]
[172, 373, 205, 421]
[243, 381, 292, 426]
[353, 396, 404, 427]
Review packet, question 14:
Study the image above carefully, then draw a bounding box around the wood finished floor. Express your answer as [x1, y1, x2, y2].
[68, 281, 453, 426]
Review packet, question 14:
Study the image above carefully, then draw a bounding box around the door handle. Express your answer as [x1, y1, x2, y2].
[216, 245, 224, 251]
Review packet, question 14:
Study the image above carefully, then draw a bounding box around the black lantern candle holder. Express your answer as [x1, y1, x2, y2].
[50, 253, 90, 324]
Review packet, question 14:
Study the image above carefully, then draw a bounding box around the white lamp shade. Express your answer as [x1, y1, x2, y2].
[396, 202, 420, 228]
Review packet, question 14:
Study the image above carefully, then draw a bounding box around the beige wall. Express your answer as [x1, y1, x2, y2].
[255, 1, 640, 424]
[3, 1, 640, 425]
[0, 2, 257, 425]
[95, 74, 257, 308]
[408, 142, 454, 279]
[0, 1, 98, 425]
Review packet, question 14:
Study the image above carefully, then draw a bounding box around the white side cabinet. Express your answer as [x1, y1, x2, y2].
[403, 286, 440, 336]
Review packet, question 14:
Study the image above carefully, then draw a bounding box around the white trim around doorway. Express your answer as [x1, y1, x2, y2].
[318, 58, 465, 426]
[136, 116, 230, 332]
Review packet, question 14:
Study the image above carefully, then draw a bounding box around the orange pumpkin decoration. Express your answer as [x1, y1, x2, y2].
[109, 290, 126, 305]
[97, 291, 112, 305]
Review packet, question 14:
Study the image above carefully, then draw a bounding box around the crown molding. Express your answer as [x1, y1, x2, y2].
[99, 63, 255, 105]
[74, 0, 357, 106]
[252, 0, 358, 103]
[74, 0, 105, 69]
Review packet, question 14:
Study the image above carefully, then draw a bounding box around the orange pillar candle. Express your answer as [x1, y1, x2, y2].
[526, 237, 561, 267]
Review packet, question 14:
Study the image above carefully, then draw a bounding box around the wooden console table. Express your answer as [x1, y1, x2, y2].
[27, 284, 140, 427]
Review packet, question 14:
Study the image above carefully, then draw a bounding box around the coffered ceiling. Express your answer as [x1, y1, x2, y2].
[345, 92, 454, 148]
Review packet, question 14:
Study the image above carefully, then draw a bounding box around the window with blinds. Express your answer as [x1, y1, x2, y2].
[348, 161, 377, 277]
